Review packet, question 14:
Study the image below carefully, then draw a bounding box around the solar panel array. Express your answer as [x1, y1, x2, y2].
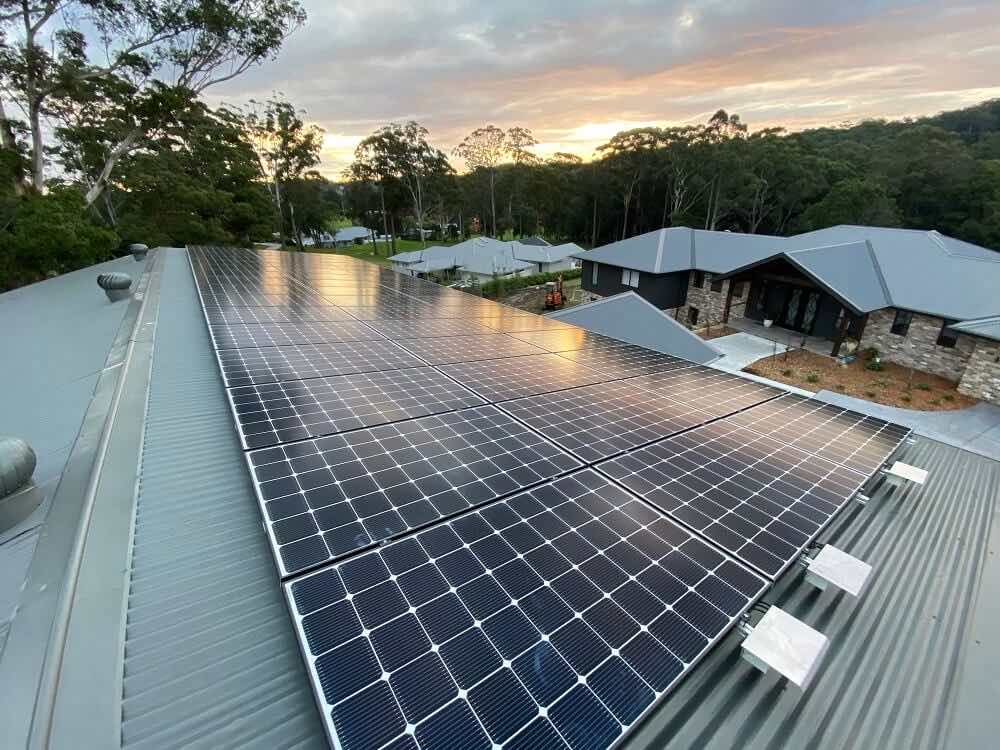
[188, 245, 910, 749]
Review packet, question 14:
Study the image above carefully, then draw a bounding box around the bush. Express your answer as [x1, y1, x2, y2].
[865, 390, 877, 398]
[0, 187, 119, 291]
[943, 394, 955, 402]
[866, 360, 883, 371]
[915, 383, 931, 391]
[781, 368, 793, 377]
[478, 268, 582, 298]
[806, 373, 820, 383]
[930, 398, 941, 406]
[901, 395, 912, 403]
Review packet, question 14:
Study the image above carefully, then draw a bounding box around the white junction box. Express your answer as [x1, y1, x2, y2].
[742, 606, 829, 690]
[884, 461, 928, 487]
[806, 545, 873, 598]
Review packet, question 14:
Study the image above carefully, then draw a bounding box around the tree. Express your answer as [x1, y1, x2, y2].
[235, 96, 324, 247]
[384, 122, 452, 248]
[800, 177, 901, 229]
[0, 0, 306, 204]
[597, 127, 663, 239]
[454, 125, 506, 236]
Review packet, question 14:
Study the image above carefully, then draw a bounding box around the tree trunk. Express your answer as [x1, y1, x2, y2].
[29, 100, 45, 191]
[0, 99, 25, 195]
[379, 182, 390, 255]
[274, 179, 286, 247]
[290, 202, 304, 250]
[84, 128, 143, 208]
[489, 170, 497, 237]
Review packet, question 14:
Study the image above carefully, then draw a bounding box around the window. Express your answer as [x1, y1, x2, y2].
[591, 262, 599, 286]
[733, 282, 745, 299]
[693, 271, 705, 288]
[891, 310, 913, 336]
[936, 320, 958, 348]
[621, 268, 639, 288]
[710, 278, 723, 293]
[687, 307, 700, 326]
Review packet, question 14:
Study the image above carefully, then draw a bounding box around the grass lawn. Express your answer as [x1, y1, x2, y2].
[745, 349, 977, 411]
[309, 238, 464, 268]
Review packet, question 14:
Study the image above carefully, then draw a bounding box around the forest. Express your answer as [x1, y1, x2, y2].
[2, 2, 1000, 291]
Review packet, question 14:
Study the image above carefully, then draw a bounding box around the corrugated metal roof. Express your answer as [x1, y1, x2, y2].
[626, 436, 1000, 750]
[121, 249, 324, 750]
[548, 291, 721, 364]
[948, 315, 1000, 342]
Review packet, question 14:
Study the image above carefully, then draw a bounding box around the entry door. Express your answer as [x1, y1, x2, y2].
[781, 289, 821, 334]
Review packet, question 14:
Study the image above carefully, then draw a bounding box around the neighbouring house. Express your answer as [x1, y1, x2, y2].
[517, 235, 551, 246]
[388, 237, 552, 281]
[574, 225, 1000, 404]
[547, 291, 722, 364]
[332, 226, 371, 246]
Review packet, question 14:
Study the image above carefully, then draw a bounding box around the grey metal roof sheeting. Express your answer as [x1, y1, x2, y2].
[573, 224, 1000, 329]
[121, 249, 323, 749]
[548, 291, 721, 364]
[627, 436, 1000, 750]
[333, 227, 370, 242]
[513, 241, 585, 264]
[948, 315, 1000, 342]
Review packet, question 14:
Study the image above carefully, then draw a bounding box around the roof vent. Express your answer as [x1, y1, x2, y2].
[129, 243, 149, 261]
[0, 437, 35, 499]
[97, 272, 132, 302]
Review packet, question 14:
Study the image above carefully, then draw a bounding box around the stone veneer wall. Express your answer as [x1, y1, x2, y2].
[958, 339, 1000, 405]
[859, 309, 975, 382]
[676, 272, 747, 327]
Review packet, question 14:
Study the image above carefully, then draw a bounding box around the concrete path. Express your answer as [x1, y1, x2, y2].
[815, 390, 1000, 462]
[709, 332, 789, 372]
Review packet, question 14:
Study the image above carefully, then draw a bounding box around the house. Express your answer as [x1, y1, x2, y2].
[332, 226, 371, 246]
[388, 237, 538, 281]
[512, 241, 584, 274]
[573, 226, 1000, 404]
[1, 246, 997, 750]
[517, 235, 550, 246]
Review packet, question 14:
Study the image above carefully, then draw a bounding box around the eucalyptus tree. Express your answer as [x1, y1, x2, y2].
[0, 0, 306, 204]
[453, 124, 506, 236]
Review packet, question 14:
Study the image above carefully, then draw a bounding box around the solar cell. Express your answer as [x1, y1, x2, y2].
[208, 320, 383, 349]
[557, 346, 692, 379]
[285, 469, 767, 750]
[598, 420, 869, 578]
[215, 339, 426, 388]
[228, 367, 486, 449]
[247, 405, 581, 575]
[723, 393, 911, 475]
[202, 305, 355, 325]
[477, 315, 578, 334]
[439, 353, 615, 403]
[395, 334, 547, 365]
[501, 379, 714, 463]
[366, 319, 500, 339]
[507, 329, 631, 353]
[625, 366, 783, 416]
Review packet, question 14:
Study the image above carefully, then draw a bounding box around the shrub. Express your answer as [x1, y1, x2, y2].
[866, 360, 883, 371]
[930, 398, 941, 406]
[781, 368, 793, 377]
[806, 373, 820, 383]
[835, 383, 846, 392]
[915, 383, 931, 391]
[943, 394, 955, 402]
[865, 390, 877, 398]
[901, 395, 912, 403]
[478, 268, 582, 298]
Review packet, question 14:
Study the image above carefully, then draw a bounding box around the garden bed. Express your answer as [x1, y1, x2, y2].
[745, 349, 977, 411]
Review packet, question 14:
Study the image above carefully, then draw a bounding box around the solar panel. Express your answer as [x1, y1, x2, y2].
[202, 305, 356, 325]
[501, 379, 714, 463]
[722, 393, 911, 475]
[439, 353, 615, 403]
[597, 420, 869, 578]
[229, 367, 486, 449]
[556, 346, 692, 379]
[285, 469, 767, 750]
[215, 339, 427, 388]
[477, 315, 577, 334]
[625, 366, 783, 416]
[208, 320, 384, 349]
[367, 319, 500, 340]
[507, 329, 631, 353]
[247, 405, 582, 576]
[395, 334, 547, 365]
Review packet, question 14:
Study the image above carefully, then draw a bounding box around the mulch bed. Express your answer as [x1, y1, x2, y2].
[745, 349, 977, 412]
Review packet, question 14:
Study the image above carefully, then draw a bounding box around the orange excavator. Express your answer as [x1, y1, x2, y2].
[544, 275, 565, 310]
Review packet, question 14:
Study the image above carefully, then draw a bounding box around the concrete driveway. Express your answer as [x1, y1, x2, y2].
[710, 332, 789, 372]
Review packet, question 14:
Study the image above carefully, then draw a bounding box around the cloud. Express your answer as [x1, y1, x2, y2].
[207, 0, 1000, 177]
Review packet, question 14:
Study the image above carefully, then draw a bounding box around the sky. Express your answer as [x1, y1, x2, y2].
[210, 0, 1000, 179]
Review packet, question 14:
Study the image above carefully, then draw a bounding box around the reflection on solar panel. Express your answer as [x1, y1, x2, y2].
[285, 469, 767, 750]
[247, 405, 582, 576]
[502, 380, 713, 463]
[598, 420, 867, 578]
[477, 316, 576, 333]
[202, 305, 356, 325]
[216, 340, 427, 387]
[506, 329, 630, 353]
[366, 318, 500, 339]
[229, 367, 486, 449]
[723, 393, 911, 475]
[439, 353, 614, 403]
[625, 367, 783, 416]
[557, 346, 691, 379]
[209, 320, 383, 349]
[395, 334, 547, 365]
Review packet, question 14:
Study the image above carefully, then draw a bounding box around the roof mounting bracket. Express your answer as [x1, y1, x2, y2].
[741, 606, 829, 690]
[805, 544, 873, 598]
[855, 493, 870, 506]
[882, 460, 928, 488]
